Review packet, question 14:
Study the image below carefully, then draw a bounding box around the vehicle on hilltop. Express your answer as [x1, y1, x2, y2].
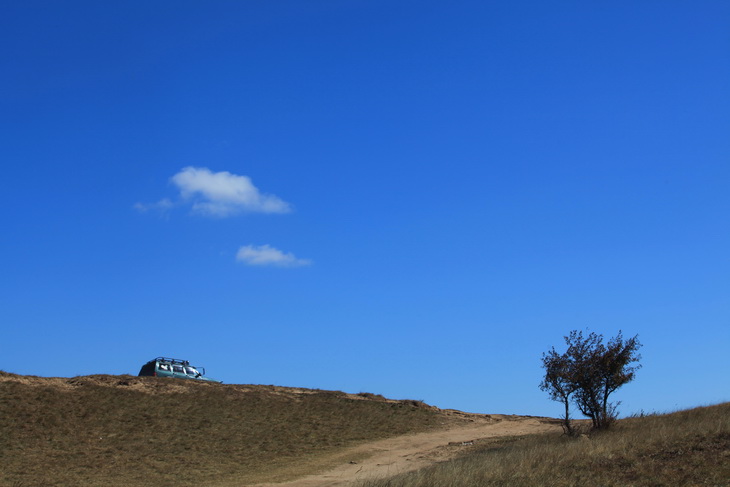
[138, 357, 222, 383]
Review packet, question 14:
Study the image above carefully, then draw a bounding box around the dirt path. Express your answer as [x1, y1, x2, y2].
[253, 415, 560, 487]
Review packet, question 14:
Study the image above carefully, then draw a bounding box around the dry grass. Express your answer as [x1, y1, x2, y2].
[0, 372, 443, 487]
[5, 370, 726, 487]
[359, 402, 730, 487]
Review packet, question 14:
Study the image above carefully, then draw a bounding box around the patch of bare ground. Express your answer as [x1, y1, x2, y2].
[251, 413, 560, 487]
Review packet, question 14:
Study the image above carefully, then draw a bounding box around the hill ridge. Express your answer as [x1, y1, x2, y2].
[1, 371, 538, 486]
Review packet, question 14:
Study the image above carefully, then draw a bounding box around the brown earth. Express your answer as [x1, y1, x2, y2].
[253, 413, 560, 487]
[0, 371, 560, 486]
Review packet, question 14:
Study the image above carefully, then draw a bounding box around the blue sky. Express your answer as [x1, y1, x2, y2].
[1, 1, 728, 416]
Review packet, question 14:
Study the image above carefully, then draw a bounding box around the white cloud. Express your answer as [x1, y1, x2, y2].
[236, 244, 312, 267]
[133, 198, 174, 213]
[171, 167, 291, 217]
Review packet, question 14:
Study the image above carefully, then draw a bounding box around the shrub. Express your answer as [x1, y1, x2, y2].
[540, 330, 642, 432]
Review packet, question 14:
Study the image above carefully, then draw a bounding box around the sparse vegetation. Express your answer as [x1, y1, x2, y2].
[0, 372, 445, 487]
[540, 330, 642, 433]
[359, 402, 730, 487]
[4, 371, 726, 487]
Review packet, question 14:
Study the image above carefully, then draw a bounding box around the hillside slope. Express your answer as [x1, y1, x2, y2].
[256, 415, 560, 487]
[0, 371, 526, 486]
[360, 402, 730, 487]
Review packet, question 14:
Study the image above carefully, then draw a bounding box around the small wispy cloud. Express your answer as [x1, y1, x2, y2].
[172, 167, 290, 217]
[236, 244, 312, 267]
[133, 198, 174, 213]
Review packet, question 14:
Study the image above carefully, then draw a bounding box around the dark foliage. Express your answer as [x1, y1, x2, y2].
[540, 330, 642, 432]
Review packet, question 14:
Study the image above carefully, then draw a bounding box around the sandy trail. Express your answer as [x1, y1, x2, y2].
[253, 415, 559, 487]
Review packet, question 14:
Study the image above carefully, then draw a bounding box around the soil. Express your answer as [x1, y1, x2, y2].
[0, 372, 561, 487]
[253, 413, 561, 487]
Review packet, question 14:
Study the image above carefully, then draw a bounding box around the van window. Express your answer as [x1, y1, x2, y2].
[173, 365, 184, 373]
[139, 362, 156, 376]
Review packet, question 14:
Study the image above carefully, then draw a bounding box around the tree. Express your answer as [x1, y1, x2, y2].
[540, 346, 577, 436]
[540, 330, 642, 432]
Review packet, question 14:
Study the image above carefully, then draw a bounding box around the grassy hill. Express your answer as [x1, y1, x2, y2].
[5, 371, 725, 487]
[0, 371, 449, 487]
[359, 402, 730, 487]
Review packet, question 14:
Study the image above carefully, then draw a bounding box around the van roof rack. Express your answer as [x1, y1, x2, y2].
[152, 357, 190, 366]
